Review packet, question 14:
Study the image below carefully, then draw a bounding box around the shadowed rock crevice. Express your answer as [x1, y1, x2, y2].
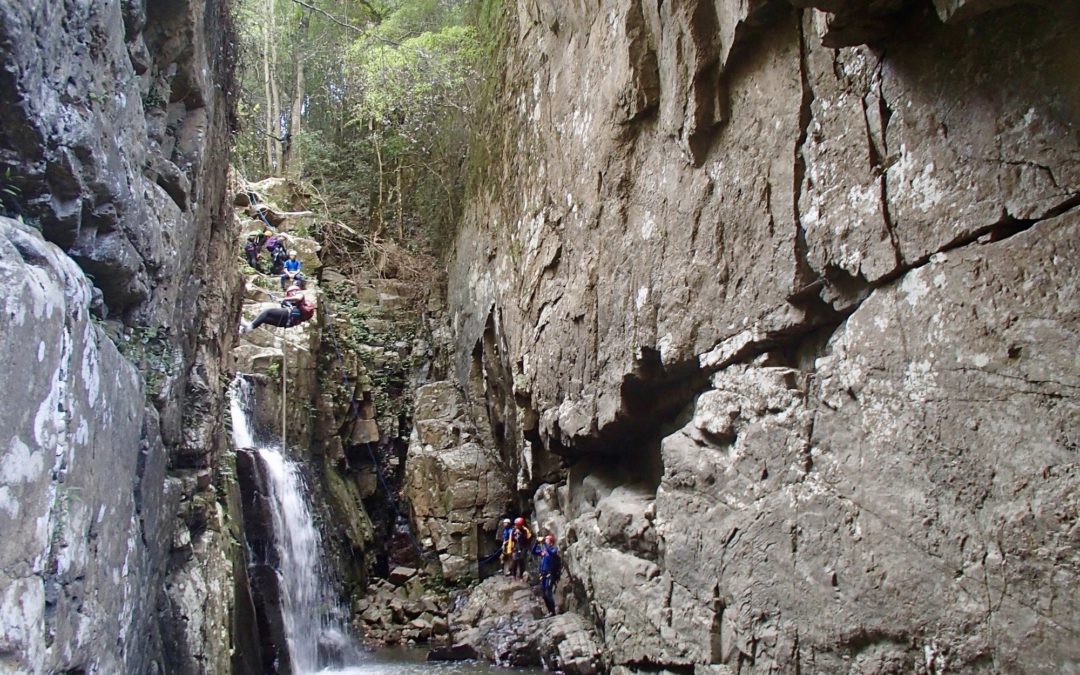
[234, 448, 293, 675]
[538, 347, 709, 493]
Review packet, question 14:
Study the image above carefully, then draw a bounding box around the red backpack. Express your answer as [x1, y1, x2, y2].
[297, 295, 316, 321]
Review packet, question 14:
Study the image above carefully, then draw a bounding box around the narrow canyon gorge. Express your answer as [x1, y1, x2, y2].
[0, 0, 1076, 673]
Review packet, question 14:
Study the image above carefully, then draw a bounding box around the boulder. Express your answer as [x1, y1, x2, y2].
[445, 575, 599, 669]
[388, 565, 419, 586]
[427, 643, 479, 661]
[537, 613, 603, 675]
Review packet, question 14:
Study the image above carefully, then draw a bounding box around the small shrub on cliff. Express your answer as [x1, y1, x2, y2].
[116, 325, 178, 399]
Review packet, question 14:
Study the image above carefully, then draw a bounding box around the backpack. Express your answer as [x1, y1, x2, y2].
[297, 295, 316, 321]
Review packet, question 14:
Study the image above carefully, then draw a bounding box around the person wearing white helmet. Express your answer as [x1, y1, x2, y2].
[497, 518, 513, 575]
[280, 248, 303, 290]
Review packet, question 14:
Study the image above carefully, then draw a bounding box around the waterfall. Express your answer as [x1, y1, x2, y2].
[230, 376, 357, 674]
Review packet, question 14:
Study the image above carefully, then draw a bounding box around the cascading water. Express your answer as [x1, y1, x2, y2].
[229, 378, 545, 675]
[230, 376, 356, 673]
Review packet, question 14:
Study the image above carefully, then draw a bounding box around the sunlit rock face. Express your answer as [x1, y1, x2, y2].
[0, 219, 151, 673]
[0, 0, 239, 672]
[448, 0, 1079, 671]
[405, 381, 515, 582]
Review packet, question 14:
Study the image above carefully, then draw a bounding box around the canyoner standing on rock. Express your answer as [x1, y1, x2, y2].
[240, 283, 316, 334]
[505, 517, 532, 579]
[243, 234, 262, 270]
[265, 232, 288, 275]
[533, 533, 561, 616]
[496, 518, 513, 574]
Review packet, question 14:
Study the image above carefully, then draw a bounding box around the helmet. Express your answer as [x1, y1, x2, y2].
[501, 518, 511, 526]
[289, 249, 298, 256]
[545, 534, 556, 544]
[264, 229, 273, 237]
[514, 517, 525, 526]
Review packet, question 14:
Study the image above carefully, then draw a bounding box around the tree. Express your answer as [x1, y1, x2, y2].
[233, 0, 493, 256]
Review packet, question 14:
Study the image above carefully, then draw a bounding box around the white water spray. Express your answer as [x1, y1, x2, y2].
[230, 376, 355, 673]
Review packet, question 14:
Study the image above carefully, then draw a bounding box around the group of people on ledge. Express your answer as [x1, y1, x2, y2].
[498, 516, 562, 617]
[239, 222, 315, 334]
[243, 226, 305, 291]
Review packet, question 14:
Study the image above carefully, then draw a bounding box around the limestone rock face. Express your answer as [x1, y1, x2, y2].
[404, 381, 514, 581]
[0, 0, 240, 672]
[447, 0, 1079, 671]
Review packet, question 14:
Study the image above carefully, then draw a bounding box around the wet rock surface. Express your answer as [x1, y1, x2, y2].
[444, 576, 602, 674]
[445, 0, 1080, 672]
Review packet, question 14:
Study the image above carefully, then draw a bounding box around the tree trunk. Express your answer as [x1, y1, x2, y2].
[261, 2, 275, 173]
[281, 11, 309, 176]
[396, 164, 403, 239]
[374, 133, 384, 236]
[268, 0, 283, 175]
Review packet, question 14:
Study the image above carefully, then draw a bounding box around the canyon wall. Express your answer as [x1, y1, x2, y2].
[0, 0, 241, 672]
[446, 0, 1078, 671]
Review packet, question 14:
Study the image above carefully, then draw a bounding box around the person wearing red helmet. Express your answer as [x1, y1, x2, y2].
[503, 517, 532, 579]
[240, 283, 316, 334]
[533, 532, 561, 616]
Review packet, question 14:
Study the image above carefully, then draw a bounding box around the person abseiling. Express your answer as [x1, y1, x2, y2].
[280, 249, 303, 290]
[533, 533, 561, 616]
[239, 283, 316, 334]
[504, 517, 532, 579]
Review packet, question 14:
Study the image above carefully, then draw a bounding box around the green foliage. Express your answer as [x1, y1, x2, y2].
[232, 0, 500, 261]
[142, 87, 166, 110]
[349, 18, 481, 243]
[265, 359, 281, 380]
[422, 572, 464, 594]
[0, 168, 22, 219]
[116, 325, 178, 398]
[322, 283, 420, 435]
[347, 24, 481, 121]
[250, 273, 280, 291]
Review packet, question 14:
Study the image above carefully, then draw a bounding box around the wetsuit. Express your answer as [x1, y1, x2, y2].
[506, 525, 532, 579]
[533, 542, 561, 615]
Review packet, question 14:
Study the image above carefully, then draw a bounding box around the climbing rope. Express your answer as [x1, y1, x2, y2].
[320, 303, 439, 563]
[252, 202, 274, 230]
[280, 325, 287, 451]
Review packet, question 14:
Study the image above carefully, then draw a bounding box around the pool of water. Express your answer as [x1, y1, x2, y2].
[315, 646, 546, 674]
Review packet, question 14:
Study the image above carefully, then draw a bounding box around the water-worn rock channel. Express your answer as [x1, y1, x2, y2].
[0, 0, 1076, 673]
